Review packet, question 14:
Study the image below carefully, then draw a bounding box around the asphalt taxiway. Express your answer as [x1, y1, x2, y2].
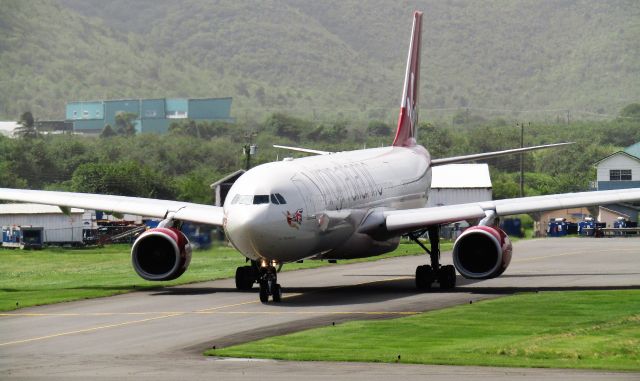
[1, 237, 639, 380]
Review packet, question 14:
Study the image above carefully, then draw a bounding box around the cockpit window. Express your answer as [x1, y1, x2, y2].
[232, 195, 253, 205]
[231, 194, 285, 205]
[253, 195, 270, 204]
[275, 193, 286, 204]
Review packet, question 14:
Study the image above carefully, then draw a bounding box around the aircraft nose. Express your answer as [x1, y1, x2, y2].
[224, 206, 269, 259]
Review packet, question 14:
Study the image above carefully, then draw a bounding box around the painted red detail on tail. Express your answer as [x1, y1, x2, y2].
[392, 11, 422, 148]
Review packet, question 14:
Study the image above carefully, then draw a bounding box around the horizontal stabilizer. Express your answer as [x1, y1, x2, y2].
[431, 142, 573, 166]
[273, 145, 332, 155]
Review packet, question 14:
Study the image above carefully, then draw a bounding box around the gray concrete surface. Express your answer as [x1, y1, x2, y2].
[1, 237, 639, 380]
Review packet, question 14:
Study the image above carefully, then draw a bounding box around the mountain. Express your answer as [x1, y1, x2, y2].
[1, 0, 638, 122]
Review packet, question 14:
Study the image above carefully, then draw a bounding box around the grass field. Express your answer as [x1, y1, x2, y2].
[208, 290, 640, 371]
[0, 240, 443, 312]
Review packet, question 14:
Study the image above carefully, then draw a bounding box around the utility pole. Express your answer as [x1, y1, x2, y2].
[519, 122, 525, 198]
[243, 132, 257, 170]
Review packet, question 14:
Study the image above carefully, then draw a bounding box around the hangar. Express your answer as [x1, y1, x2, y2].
[67, 97, 234, 135]
[0, 204, 85, 246]
[427, 164, 492, 207]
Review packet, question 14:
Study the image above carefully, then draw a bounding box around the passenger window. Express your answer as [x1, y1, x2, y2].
[231, 194, 240, 204]
[270, 194, 279, 204]
[275, 193, 286, 204]
[253, 195, 270, 204]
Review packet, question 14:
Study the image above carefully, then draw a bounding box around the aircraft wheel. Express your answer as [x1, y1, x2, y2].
[259, 282, 269, 303]
[272, 283, 282, 303]
[235, 266, 255, 290]
[438, 265, 456, 289]
[415, 265, 434, 290]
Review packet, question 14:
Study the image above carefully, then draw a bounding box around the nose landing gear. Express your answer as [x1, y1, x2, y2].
[235, 260, 283, 303]
[258, 262, 282, 303]
[409, 225, 456, 290]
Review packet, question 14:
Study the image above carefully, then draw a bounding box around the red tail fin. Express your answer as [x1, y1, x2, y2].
[392, 11, 422, 147]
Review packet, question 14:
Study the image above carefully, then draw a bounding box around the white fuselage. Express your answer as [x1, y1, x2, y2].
[223, 145, 432, 263]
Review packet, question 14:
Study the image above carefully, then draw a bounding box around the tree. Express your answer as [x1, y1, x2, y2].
[263, 113, 310, 142]
[367, 121, 392, 137]
[100, 124, 116, 138]
[174, 169, 214, 204]
[325, 121, 348, 143]
[14, 111, 38, 138]
[306, 125, 325, 141]
[619, 103, 640, 120]
[70, 161, 174, 198]
[420, 122, 455, 158]
[0, 160, 27, 188]
[491, 171, 519, 199]
[114, 112, 138, 136]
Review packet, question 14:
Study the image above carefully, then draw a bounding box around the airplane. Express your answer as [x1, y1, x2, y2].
[1, 11, 639, 303]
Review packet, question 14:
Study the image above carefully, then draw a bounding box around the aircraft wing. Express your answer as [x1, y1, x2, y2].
[0, 188, 225, 226]
[383, 188, 640, 233]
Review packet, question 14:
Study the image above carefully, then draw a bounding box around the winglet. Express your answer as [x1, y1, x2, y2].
[392, 11, 423, 148]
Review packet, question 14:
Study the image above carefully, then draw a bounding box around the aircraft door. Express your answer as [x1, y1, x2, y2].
[291, 173, 324, 216]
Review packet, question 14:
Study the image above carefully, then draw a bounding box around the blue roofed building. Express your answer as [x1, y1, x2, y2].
[67, 97, 233, 135]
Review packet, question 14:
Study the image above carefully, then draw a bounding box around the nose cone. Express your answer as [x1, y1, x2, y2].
[224, 205, 269, 260]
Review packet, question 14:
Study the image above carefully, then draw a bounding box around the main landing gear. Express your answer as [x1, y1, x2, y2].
[408, 225, 456, 290]
[234, 260, 282, 303]
[235, 261, 259, 290]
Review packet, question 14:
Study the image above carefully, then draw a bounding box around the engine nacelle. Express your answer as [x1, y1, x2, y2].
[452, 225, 512, 279]
[131, 227, 192, 281]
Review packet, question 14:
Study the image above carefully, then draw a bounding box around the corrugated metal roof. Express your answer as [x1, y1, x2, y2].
[624, 142, 640, 159]
[0, 203, 84, 215]
[431, 164, 492, 188]
[210, 169, 246, 188]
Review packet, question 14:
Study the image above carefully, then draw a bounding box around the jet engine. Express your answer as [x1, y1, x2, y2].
[131, 227, 192, 281]
[452, 225, 512, 279]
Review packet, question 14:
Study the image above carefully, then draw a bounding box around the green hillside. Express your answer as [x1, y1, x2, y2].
[1, 0, 638, 122]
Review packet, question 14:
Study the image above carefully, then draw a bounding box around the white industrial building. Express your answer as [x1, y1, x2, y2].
[0, 121, 18, 137]
[427, 164, 492, 207]
[593, 142, 640, 225]
[0, 204, 85, 244]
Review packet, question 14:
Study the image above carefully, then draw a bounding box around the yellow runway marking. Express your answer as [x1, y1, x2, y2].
[1, 310, 417, 318]
[0, 276, 412, 347]
[0, 312, 181, 317]
[198, 311, 418, 316]
[0, 313, 184, 347]
[196, 300, 261, 312]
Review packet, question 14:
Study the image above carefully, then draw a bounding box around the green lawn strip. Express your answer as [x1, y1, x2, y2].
[0, 240, 450, 312]
[208, 290, 640, 371]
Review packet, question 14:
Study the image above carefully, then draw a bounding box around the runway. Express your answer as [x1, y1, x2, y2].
[1, 237, 639, 380]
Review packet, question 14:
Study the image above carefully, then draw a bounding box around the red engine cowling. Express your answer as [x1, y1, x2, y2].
[131, 227, 192, 281]
[452, 225, 512, 279]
